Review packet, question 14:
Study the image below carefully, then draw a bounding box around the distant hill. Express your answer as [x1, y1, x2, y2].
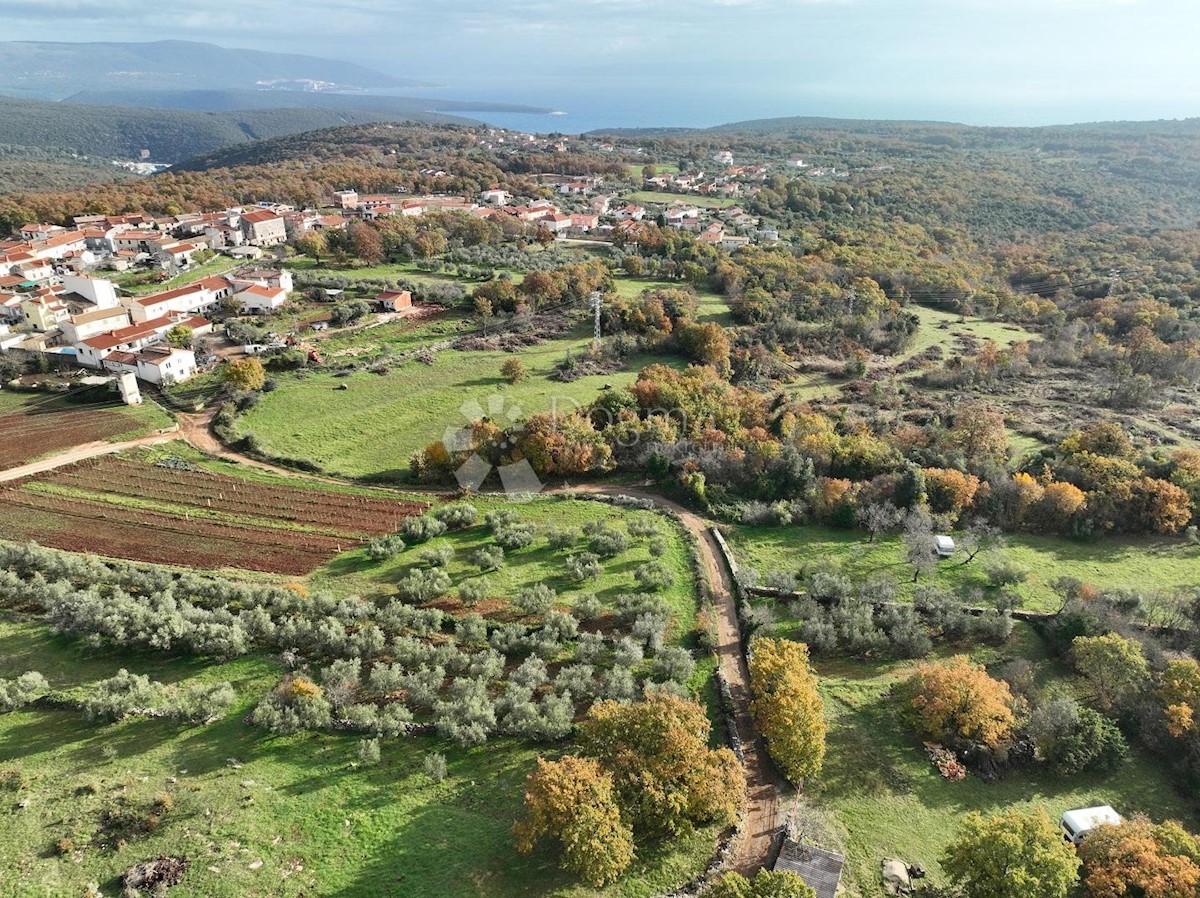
[64, 87, 552, 117]
[0, 39, 423, 101]
[0, 95, 475, 169]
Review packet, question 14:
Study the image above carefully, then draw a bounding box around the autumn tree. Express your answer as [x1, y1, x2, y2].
[501, 358, 527, 384]
[904, 655, 1015, 748]
[1126, 477, 1193, 534]
[512, 756, 634, 886]
[1078, 816, 1200, 898]
[1033, 481, 1087, 533]
[223, 357, 266, 392]
[676, 321, 732, 377]
[348, 220, 385, 264]
[702, 869, 816, 898]
[1159, 658, 1200, 738]
[295, 230, 327, 263]
[942, 809, 1079, 898]
[577, 693, 745, 835]
[1072, 634, 1150, 712]
[749, 638, 826, 784]
[949, 401, 1010, 466]
[923, 467, 982, 521]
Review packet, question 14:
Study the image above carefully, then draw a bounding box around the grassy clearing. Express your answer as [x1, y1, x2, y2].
[115, 255, 243, 296]
[624, 192, 738, 210]
[235, 323, 681, 479]
[313, 493, 698, 628]
[903, 305, 1038, 360]
[0, 615, 717, 898]
[812, 624, 1199, 896]
[726, 524, 1200, 611]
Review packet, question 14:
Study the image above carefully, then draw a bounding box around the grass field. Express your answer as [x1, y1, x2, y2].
[234, 323, 681, 479]
[313, 492, 699, 627]
[0, 615, 718, 898]
[624, 192, 739, 210]
[812, 624, 1200, 896]
[726, 524, 1200, 611]
[115, 255, 243, 296]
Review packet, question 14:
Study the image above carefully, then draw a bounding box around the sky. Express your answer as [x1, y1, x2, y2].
[3, 0, 1200, 129]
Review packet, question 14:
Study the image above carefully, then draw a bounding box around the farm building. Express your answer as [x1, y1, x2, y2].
[375, 289, 412, 312]
[774, 841, 845, 898]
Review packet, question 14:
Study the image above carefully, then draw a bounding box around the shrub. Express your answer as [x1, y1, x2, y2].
[356, 738, 381, 766]
[396, 568, 452, 602]
[588, 525, 630, 558]
[433, 503, 478, 529]
[565, 552, 603, 582]
[627, 518, 660, 539]
[366, 534, 406, 561]
[433, 677, 496, 746]
[513, 583, 557, 617]
[634, 561, 676, 591]
[84, 670, 166, 722]
[250, 675, 333, 734]
[653, 646, 696, 685]
[419, 545, 454, 568]
[456, 614, 489, 646]
[458, 579, 489, 606]
[985, 558, 1031, 587]
[573, 593, 604, 620]
[471, 545, 505, 572]
[546, 527, 580, 550]
[495, 522, 538, 550]
[402, 515, 448, 543]
[648, 535, 669, 558]
[424, 752, 448, 783]
[632, 612, 669, 654]
[613, 635, 644, 668]
[0, 671, 49, 712]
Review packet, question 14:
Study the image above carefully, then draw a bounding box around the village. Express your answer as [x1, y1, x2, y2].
[0, 135, 797, 394]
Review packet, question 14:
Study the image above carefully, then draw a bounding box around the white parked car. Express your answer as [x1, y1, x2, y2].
[1061, 805, 1122, 844]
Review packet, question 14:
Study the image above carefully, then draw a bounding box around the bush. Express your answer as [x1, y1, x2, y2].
[626, 518, 660, 539]
[458, 579, 489, 606]
[356, 737, 381, 766]
[648, 535, 669, 558]
[366, 534, 406, 561]
[250, 675, 333, 734]
[84, 670, 166, 722]
[513, 583, 557, 617]
[433, 503, 478, 529]
[589, 525, 630, 558]
[652, 647, 696, 685]
[0, 671, 49, 712]
[424, 752, 448, 783]
[402, 515, 448, 543]
[419, 545, 454, 568]
[471, 545, 505, 572]
[495, 522, 538, 550]
[565, 552, 603, 582]
[546, 527, 580, 551]
[433, 677, 497, 746]
[634, 561, 676, 591]
[396, 568, 452, 602]
[985, 558, 1031, 587]
[573, 593, 604, 621]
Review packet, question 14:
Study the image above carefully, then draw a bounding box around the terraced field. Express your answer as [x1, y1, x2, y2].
[0, 453, 428, 574]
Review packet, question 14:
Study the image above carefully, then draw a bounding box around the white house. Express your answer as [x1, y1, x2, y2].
[239, 210, 287, 247]
[236, 284, 289, 314]
[61, 306, 132, 344]
[61, 274, 120, 309]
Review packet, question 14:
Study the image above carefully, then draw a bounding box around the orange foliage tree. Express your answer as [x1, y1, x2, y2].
[904, 655, 1015, 748]
[1079, 816, 1200, 898]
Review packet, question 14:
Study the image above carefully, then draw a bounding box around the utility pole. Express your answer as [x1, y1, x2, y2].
[591, 291, 602, 350]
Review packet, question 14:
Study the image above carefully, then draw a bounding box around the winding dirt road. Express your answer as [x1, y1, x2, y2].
[0, 409, 783, 872]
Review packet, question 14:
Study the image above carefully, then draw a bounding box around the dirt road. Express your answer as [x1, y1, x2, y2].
[562, 484, 782, 874]
[0, 412, 783, 872]
[0, 430, 178, 483]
